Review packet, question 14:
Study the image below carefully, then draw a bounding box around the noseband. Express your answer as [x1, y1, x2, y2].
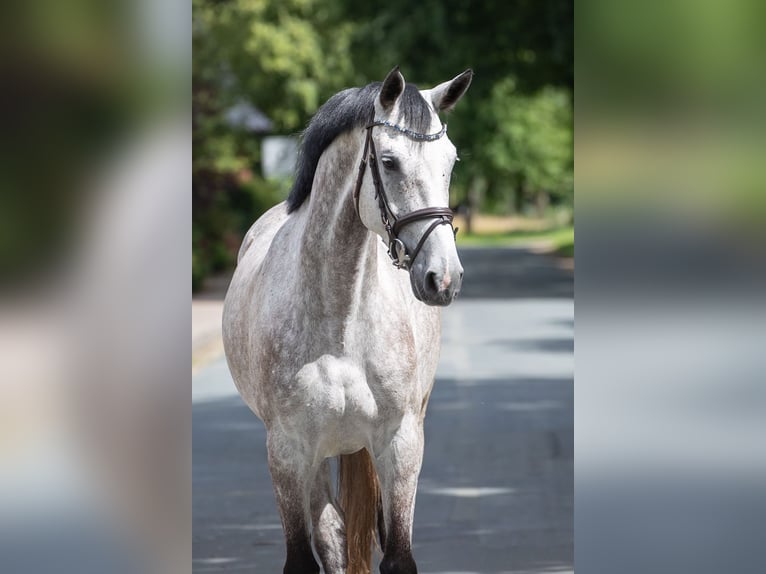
[352, 120, 457, 270]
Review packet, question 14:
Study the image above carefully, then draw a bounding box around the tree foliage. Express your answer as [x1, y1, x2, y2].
[192, 0, 573, 288]
[194, 0, 355, 133]
[192, 0, 356, 289]
[482, 79, 573, 211]
[336, 0, 573, 211]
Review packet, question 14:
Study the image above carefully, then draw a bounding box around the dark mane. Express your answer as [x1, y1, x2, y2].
[286, 82, 434, 213]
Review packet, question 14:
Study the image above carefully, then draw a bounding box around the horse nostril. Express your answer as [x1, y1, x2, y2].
[426, 271, 439, 294]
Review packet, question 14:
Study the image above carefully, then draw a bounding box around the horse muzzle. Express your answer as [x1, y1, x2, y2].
[412, 263, 463, 306]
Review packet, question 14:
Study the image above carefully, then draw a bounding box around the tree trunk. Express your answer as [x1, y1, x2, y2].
[513, 174, 525, 214]
[466, 176, 486, 235]
[535, 190, 549, 218]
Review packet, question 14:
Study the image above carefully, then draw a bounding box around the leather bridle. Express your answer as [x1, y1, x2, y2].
[352, 120, 457, 270]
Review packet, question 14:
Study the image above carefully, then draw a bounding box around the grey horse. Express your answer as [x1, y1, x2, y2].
[223, 66, 472, 574]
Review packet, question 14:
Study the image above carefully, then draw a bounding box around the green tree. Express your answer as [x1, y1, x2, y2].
[192, 0, 574, 289]
[194, 0, 355, 133]
[334, 0, 573, 222]
[482, 79, 573, 216]
[192, 0, 356, 289]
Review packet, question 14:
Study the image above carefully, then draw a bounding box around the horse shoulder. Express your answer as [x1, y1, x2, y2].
[236, 201, 290, 264]
[223, 202, 290, 413]
[225, 201, 291, 321]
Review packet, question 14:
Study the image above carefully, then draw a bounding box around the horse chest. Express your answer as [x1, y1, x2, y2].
[290, 335, 418, 421]
[280, 352, 411, 457]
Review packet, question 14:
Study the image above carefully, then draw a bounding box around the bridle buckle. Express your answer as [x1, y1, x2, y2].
[389, 238, 411, 269]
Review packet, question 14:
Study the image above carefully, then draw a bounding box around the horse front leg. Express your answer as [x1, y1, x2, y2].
[266, 432, 320, 574]
[374, 414, 424, 574]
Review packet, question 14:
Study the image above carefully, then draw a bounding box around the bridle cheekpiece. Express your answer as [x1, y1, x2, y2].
[352, 120, 457, 270]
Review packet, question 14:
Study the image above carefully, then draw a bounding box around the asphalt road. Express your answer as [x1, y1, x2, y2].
[193, 247, 574, 574]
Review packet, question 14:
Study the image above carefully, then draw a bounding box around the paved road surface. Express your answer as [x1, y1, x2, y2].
[193, 247, 573, 573]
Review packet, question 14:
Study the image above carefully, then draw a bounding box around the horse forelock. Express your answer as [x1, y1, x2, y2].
[286, 82, 435, 214]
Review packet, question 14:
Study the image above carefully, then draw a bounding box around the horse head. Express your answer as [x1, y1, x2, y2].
[355, 66, 473, 306]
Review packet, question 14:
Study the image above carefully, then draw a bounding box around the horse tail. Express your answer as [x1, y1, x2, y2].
[339, 448, 381, 574]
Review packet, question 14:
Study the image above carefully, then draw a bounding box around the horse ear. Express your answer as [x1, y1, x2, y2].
[379, 66, 405, 110]
[430, 69, 474, 112]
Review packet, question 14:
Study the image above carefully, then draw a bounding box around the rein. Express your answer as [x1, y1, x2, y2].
[352, 120, 457, 270]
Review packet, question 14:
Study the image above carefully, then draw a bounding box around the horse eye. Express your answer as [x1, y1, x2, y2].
[380, 156, 397, 170]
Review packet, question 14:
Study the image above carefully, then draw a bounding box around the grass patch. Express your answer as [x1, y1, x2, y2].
[458, 225, 574, 255]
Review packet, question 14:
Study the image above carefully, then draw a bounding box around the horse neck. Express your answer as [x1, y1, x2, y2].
[299, 131, 379, 320]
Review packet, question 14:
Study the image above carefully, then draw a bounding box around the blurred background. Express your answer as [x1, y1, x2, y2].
[576, 1, 766, 573]
[191, 0, 574, 292]
[1, 1, 189, 573]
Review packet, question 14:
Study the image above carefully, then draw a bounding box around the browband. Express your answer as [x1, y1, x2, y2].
[367, 120, 447, 142]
